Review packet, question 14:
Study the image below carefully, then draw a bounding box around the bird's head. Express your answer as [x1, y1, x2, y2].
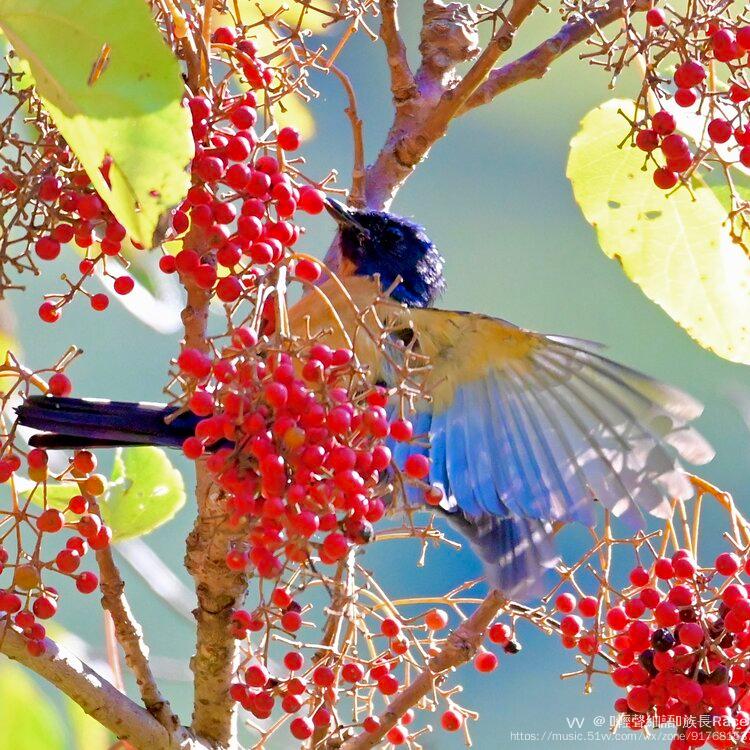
[323, 198, 446, 308]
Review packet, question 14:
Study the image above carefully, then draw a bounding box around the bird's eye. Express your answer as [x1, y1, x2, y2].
[383, 226, 403, 243]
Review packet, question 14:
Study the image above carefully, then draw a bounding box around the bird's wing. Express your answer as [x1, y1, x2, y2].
[385, 308, 713, 595]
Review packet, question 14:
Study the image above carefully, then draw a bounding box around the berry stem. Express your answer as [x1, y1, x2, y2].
[337, 590, 505, 750]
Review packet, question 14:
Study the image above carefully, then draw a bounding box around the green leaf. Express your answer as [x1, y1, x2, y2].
[567, 99, 750, 365]
[100, 446, 185, 541]
[0, 662, 66, 750]
[0, 0, 193, 247]
[23, 480, 80, 512]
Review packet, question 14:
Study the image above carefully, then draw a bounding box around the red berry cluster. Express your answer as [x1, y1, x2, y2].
[224, 599, 492, 743]
[633, 14, 750, 190]
[175, 330, 438, 577]
[0, 446, 107, 655]
[554, 547, 750, 749]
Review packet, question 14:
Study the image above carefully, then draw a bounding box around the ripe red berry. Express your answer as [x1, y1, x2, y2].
[474, 650, 499, 673]
[651, 110, 676, 135]
[36, 508, 64, 533]
[48, 373, 72, 397]
[652, 160, 676, 187]
[555, 593, 576, 613]
[635, 129, 659, 152]
[90, 293, 110, 311]
[225, 548, 248, 571]
[646, 7, 666, 26]
[113, 276, 135, 295]
[289, 717, 314, 740]
[441, 709, 463, 732]
[425, 608, 449, 630]
[76, 571, 99, 594]
[277, 126, 300, 151]
[32, 596, 57, 620]
[35, 236, 61, 261]
[298, 186, 325, 214]
[716, 552, 740, 576]
[489, 622, 511, 644]
[293, 258, 321, 283]
[281, 610, 302, 632]
[707, 118, 732, 144]
[386, 724, 407, 745]
[404, 454, 429, 479]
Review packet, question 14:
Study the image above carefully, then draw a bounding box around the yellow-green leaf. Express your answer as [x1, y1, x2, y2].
[0, 0, 193, 247]
[567, 99, 750, 365]
[101, 446, 185, 541]
[0, 662, 66, 750]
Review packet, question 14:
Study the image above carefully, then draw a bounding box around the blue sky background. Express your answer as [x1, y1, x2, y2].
[5, 5, 750, 748]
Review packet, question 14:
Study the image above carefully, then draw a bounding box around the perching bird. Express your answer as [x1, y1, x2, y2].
[16, 198, 714, 598]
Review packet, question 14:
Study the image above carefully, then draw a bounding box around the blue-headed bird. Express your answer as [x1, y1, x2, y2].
[16, 199, 714, 598]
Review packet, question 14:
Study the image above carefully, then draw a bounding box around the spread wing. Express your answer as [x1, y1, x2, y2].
[386, 308, 713, 597]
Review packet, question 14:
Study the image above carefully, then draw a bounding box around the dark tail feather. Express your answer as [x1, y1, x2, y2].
[16, 396, 198, 450]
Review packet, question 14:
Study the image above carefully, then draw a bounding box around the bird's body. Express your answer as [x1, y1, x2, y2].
[16, 200, 714, 598]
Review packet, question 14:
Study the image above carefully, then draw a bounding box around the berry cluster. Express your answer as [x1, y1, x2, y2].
[0, 444, 108, 655]
[553, 546, 750, 749]
[631, 15, 750, 192]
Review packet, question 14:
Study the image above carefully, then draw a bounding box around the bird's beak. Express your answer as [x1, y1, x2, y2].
[324, 197, 369, 236]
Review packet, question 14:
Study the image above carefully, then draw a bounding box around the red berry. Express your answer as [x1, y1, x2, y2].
[441, 709, 463, 732]
[90, 293, 109, 311]
[653, 168, 678, 190]
[36, 509, 64, 533]
[716, 552, 740, 576]
[289, 717, 313, 740]
[182, 437, 204, 460]
[386, 724, 407, 745]
[298, 186, 325, 214]
[555, 593, 576, 613]
[646, 7, 665, 26]
[425, 608, 449, 630]
[35, 236, 61, 261]
[488, 622, 511, 644]
[708, 118, 732, 144]
[474, 650, 498, 673]
[674, 88, 698, 108]
[293, 258, 321, 283]
[277, 127, 300, 151]
[32, 596, 57, 620]
[651, 111, 676, 135]
[404, 454, 429, 479]
[113, 276, 135, 295]
[48, 373, 72, 397]
[281, 610, 302, 632]
[635, 129, 659, 152]
[76, 571, 99, 594]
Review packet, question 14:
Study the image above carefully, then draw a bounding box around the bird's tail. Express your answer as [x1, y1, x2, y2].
[15, 396, 198, 450]
[443, 510, 560, 600]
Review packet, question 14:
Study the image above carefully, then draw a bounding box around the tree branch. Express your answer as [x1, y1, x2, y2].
[365, 0, 538, 208]
[181, 254, 249, 747]
[0, 626, 201, 749]
[379, 0, 416, 103]
[337, 591, 505, 750]
[93, 525, 179, 732]
[461, 0, 644, 112]
[328, 64, 366, 208]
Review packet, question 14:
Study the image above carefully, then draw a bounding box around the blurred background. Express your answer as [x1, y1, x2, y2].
[4, 4, 750, 749]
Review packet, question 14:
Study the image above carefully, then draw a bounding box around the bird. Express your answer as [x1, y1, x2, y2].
[16, 198, 715, 598]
